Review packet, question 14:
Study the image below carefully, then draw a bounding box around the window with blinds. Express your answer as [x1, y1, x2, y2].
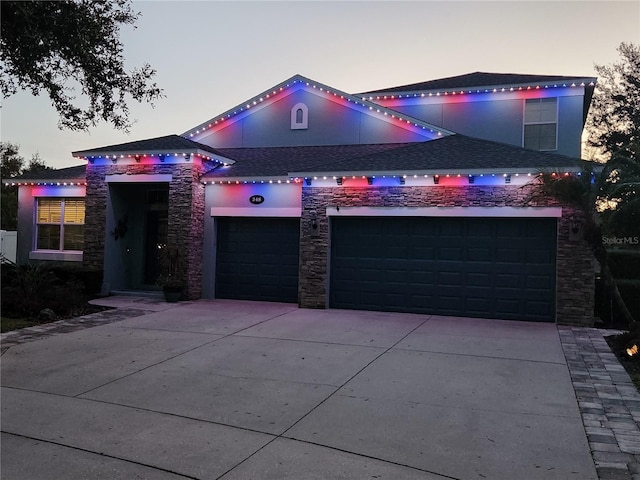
[36, 199, 85, 251]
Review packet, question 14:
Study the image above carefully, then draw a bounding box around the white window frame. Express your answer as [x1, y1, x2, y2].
[291, 103, 309, 130]
[523, 97, 558, 151]
[33, 198, 85, 253]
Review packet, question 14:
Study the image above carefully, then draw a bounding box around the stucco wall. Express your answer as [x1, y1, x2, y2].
[299, 184, 596, 326]
[375, 89, 585, 158]
[193, 88, 433, 149]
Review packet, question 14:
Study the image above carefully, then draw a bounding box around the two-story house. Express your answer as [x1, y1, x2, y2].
[8, 72, 598, 324]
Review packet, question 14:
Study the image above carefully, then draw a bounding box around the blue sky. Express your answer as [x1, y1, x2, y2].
[2, 0, 639, 169]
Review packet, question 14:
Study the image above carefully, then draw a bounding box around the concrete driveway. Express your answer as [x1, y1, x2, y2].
[1, 300, 596, 479]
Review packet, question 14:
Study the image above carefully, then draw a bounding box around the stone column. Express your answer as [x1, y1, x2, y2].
[83, 164, 108, 271]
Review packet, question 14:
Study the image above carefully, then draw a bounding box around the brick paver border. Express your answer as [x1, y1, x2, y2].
[560, 327, 640, 480]
[0, 307, 151, 355]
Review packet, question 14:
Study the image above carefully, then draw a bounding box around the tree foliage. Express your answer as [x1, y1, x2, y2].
[587, 42, 640, 162]
[587, 43, 640, 238]
[0, 0, 163, 132]
[529, 43, 640, 326]
[528, 158, 639, 326]
[1, 142, 23, 230]
[0, 142, 53, 230]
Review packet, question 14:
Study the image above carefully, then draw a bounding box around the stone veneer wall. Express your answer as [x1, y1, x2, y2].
[84, 162, 206, 299]
[299, 185, 596, 326]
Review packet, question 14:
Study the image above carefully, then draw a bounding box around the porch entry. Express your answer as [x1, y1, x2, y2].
[105, 183, 169, 292]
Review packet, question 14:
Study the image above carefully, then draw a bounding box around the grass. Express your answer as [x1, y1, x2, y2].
[1, 316, 40, 333]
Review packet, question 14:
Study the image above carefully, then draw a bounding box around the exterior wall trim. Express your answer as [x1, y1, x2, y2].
[105, 174, 173, 183]
[30, 251, 83, 262]
[211, 207, 302, 217]
[326, 206, 563, 218]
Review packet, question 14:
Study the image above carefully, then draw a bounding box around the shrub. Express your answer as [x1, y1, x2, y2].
[1, 259, 103, 319]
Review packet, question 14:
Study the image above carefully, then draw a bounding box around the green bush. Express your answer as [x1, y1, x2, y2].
[595, 249, 640, 328]
[1, 260, 103, 319]
[596, 278, 640, 328]
[609, 249, 640, 280]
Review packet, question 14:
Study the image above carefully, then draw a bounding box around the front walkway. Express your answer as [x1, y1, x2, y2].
[560, 327, 640, 480]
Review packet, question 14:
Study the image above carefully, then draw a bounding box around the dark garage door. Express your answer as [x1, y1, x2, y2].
[330, 217, 557, 322]
[216, 217, 300, 303]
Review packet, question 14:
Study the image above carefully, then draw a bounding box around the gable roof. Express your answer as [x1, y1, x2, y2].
[359, 71, 597, 95]
[72, 134, 233, 163]
[183, 74, 454, 142]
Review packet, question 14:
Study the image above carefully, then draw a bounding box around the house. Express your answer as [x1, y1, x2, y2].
[7, 72, 599, 325]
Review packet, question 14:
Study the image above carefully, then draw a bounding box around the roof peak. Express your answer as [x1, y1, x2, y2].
[71, 134, 226, 158]
[182, 74, 454, 141]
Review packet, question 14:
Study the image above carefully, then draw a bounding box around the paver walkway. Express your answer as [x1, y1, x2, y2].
[2, 298, 640, 479]
[559, 327, 640, 480]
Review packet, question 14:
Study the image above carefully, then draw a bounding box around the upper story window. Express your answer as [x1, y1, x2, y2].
[523, 98, 557, 151]
[291, 103, 308, 130]
[36, 198, 85, 251]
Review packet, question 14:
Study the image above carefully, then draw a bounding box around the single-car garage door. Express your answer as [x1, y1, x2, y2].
[330, 216, 556, 322]
[216, 217, 300, 303]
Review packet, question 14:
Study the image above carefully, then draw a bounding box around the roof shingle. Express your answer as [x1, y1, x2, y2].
[72, 134, 227, 157]
[359, 71, 595, 95]
[203, 135, 584, 179]
[9, 164, 86, 182]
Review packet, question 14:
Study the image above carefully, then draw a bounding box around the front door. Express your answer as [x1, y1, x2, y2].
[143, 188, 169, 287]
[144, 210, 168, 285]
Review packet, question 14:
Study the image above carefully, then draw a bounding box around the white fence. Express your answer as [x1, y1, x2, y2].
[1, 230, 17, 263]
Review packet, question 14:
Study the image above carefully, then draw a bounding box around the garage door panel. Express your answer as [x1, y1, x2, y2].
[495, 273, 521, 287]
[411, 246, 436, 258]
[526, 300, 554, 316]
[527, 275, 554, 290]
[409, 274, 436, 287]
[495, 248, 523, 263]
[466, 285, 492, 297]
[330, 217, 556, 322]
[438, 272, 465, 286]
[496, 301, 520, 316]
[468, 247, 492, 261]
[440, 247, 465, 261]
[527, 249, 555, 264]
[469, 222, 493, 237]
[468, 274, 491, 287]
[467, 296, 492, 311]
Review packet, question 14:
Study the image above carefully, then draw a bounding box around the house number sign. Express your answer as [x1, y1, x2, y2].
[249, 195, 265, 205]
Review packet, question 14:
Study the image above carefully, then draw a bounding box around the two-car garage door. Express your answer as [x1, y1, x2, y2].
[330, 216, 557, 322]
[214, 216, 557, 322]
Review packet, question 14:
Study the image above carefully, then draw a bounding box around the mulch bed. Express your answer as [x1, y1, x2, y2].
[605, 329, 640, 389]
[1, 301, 111, 333]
